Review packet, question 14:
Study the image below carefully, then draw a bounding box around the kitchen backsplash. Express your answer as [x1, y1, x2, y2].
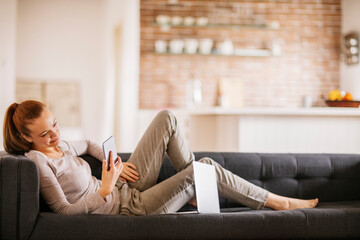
[140, 0, 341, 109]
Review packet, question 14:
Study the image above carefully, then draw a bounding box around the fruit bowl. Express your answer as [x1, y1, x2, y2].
[325, 100, 360, 108]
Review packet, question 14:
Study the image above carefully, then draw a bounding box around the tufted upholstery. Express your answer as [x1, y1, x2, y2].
[84, 152, 360, 206]
[162, 153, 360, 203]
[1, 151, 360, 240]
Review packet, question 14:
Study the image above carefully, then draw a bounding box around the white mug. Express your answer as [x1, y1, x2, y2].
[302, 96, 313, 107]
[199, 39, 213, 54]
[184, 39, 199, 54]
[184, 16, 195, 26]
[154, 40, 167, 53]
[171, 16, 183, 26]
[156, 15, 170, 25]
[218, 39, 234, 55]
[169, 39, 184, 54]
[196, 17, 209, 26]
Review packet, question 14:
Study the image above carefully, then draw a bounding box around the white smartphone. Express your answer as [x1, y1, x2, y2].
[102, 136, 119, 170]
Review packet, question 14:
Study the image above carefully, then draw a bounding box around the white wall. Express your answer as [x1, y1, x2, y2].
[16, 0, 140, 150]
[0, 0, 17, 151]
[340, 0, 360, 99]
[17, 0, 108, 142]
[105, 0, 140, 152]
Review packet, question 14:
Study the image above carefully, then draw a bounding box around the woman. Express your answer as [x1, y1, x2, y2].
[3, 100, 318, 216]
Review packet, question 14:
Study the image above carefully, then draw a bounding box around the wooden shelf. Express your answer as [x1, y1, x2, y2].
[152, 49, 279, 57]
[152, 22, 280, 30]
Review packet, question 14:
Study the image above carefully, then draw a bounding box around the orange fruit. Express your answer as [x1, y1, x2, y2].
[342, 92, 353, 101]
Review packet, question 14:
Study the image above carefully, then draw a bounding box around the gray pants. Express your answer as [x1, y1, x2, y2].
[117, 110, 269, 216]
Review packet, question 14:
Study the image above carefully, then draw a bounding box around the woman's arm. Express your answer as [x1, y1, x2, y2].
[35, 157, 108, 215]
[61, 139, 139, 183]
[61, 140, 104, 161]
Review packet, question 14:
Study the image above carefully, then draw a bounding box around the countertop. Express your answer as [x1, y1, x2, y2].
[167, 107, 360, 117]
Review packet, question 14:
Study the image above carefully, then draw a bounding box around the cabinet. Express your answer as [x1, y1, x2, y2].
[140, 108, 360, 154]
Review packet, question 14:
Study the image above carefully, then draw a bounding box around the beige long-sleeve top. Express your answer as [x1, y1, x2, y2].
[25, 140, 121, 215]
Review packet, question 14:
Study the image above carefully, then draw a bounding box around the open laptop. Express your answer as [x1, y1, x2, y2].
[104, 136, 220, 214]
[178, 161, 220, 214]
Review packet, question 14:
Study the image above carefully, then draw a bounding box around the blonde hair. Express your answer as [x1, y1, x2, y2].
[3, 100, 46, 155]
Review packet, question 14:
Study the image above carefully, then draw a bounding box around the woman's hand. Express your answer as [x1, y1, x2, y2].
[119, 162, 139, 183]
[98, 151, 123, 199]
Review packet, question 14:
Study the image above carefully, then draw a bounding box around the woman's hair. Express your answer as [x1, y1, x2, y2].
[3, 100, 46, 155]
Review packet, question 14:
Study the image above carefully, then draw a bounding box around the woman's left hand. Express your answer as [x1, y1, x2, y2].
[119, 162, 139, 183]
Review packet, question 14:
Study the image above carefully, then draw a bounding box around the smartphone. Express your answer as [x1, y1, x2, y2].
[102, 136, 119, 170]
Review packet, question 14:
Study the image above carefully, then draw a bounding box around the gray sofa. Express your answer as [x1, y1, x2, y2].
[1, 151, 360, 240]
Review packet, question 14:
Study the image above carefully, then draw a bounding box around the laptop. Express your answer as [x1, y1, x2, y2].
[103, 136, 220, 214]
[177, 161, 220, 214]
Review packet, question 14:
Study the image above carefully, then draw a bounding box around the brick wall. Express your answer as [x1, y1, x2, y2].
[140, 0, 341, 109]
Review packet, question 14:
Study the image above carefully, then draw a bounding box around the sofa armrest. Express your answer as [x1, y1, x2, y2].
[0, 152, 40, 240]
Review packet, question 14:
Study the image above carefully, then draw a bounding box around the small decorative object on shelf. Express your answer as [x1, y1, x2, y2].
[154, 40, 167, 53]
[156, 15, 171, 25]
[183, 16, 195, 26]
[153, 39, 279, 57]
[169, 39, 184, 54]
[217, 39, 234, 55]
[184, 38, 199, 54]
[196, 17, 209, 26]
[153, 15, 280, 30]
[171, 16, 182, 26]
[199, 39, 213, 54]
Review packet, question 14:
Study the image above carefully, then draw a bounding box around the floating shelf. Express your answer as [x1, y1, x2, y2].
[152, 22, 280, 30]
[152, 49, 279, 57]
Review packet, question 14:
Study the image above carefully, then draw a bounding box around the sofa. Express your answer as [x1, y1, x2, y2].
[1, 151, 360, 240]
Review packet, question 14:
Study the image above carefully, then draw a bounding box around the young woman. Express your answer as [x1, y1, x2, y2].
[3, 100, 318, 216]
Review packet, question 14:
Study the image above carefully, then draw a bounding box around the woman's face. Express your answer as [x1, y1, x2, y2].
[22, 108, 61, 151]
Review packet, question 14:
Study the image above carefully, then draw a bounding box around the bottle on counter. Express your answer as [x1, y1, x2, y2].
[186, 77, 202, 108]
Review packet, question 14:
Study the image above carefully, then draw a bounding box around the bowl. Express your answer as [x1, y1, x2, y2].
[325, 100, 360, 108]
[156, 15, 171, 25]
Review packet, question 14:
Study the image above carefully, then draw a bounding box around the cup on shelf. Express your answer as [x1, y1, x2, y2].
[154, 40, 167, 53]
[156, 15, 171, 25]
[196, 17, 209, 26]
[184, 39, 199, 54]
[169, 39, 184, 54]
[171, 16, 183, 26]
[218, 39, 234, 55]
[199, 39, 213, 54]
[183, 16, 195, 26]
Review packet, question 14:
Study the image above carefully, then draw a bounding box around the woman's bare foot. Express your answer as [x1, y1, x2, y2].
[265, 193, 318, 210]
[188, 197, 197, 208]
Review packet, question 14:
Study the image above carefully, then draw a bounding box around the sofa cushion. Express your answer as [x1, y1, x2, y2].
[0, 153, 40, 240]
[63, 152, 360, 211]
[30, 201, 360, 240]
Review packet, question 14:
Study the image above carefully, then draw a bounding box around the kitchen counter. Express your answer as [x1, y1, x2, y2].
[140, 107, 360, 153]
[181, 106, 360, 116]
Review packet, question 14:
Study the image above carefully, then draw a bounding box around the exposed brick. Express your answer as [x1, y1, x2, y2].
[140, 0, 341, 109]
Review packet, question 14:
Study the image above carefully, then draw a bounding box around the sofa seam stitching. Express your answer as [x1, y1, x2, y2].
[294, 154, 300, 198]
